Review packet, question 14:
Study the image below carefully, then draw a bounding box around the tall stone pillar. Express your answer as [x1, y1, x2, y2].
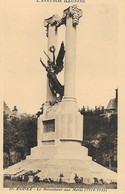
[63, 5, 82, 100]
[57, 5, 83, 142]
[44, 15, 59, 102]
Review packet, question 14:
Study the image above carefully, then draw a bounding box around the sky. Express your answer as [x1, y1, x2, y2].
[2, 0, 119, 114]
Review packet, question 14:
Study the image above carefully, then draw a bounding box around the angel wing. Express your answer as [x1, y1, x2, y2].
[53, 41, 65, 74]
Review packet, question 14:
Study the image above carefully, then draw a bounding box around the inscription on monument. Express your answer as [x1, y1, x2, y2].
[43, 119, 55, 133]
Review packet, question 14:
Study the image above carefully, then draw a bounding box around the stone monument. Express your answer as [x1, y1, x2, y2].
[4, 5, 117, 184]
[35, 5, 84, 159]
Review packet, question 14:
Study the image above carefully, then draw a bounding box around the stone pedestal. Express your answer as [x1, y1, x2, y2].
[36, 99, 83, 148]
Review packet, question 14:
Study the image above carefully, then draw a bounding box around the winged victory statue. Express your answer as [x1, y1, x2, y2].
[40, 41, 65, 101]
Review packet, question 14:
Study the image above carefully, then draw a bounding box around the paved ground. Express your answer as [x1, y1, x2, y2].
[3, 180, 117, 189]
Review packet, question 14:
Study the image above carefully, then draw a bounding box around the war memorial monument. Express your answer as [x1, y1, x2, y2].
[4, 5, 117, 184]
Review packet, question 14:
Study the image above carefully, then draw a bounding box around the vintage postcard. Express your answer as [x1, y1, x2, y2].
[1, 0, 125, 193]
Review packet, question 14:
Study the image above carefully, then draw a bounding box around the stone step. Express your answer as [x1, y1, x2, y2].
[28, 144, 89, 160]
[4, 158, 117, 184]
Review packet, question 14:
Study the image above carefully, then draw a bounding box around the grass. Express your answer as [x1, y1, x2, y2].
[3, 180, 117, 189]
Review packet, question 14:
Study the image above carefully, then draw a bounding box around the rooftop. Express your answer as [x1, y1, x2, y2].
[106, 98, 116, 111]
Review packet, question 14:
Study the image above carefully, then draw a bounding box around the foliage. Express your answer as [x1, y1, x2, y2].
[80, 106, 117, 170]
[3, 152, 10, 168]
[3, 113, 37, 168]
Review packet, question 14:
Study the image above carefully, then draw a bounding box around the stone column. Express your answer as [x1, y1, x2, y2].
[63, 5, 82, 100]
[44, 15, 59, 102]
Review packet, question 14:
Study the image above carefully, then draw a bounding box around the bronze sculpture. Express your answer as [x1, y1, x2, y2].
[40, 42, 65, 101]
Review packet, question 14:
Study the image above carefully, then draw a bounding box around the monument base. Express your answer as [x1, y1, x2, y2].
[4, 100, 117, 184]
[27, 141, 91, 161]
[4, 150, 117, 184]
[37, 99, 83, 148]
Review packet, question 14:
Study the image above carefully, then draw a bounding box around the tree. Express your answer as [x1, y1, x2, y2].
[80, 106, 117, 171]
[3, 113, 37, 168]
